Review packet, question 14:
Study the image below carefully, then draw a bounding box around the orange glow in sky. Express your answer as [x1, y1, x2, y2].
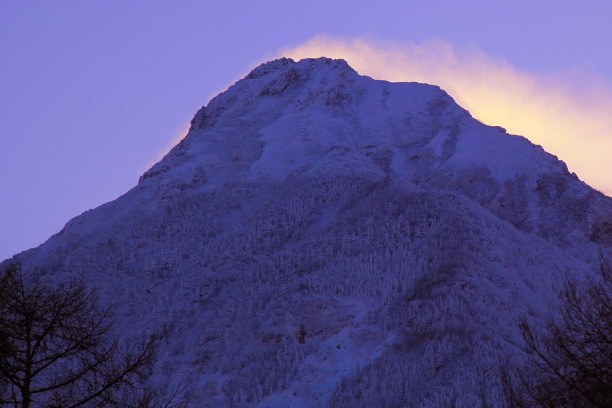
[280, 36, 612, 195]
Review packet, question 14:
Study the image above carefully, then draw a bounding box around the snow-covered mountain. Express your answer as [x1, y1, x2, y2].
[11, 57, 612, 407]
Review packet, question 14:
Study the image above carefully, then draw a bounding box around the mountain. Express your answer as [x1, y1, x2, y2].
[11, 57, 612, 407]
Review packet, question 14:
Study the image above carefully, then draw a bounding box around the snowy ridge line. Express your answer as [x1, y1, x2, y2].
[7, 57, 612, 407]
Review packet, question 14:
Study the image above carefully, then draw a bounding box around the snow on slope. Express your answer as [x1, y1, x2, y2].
[11, 57, 612, 407]
[133, 57, 612, 248]
[143, 57, 566, 187]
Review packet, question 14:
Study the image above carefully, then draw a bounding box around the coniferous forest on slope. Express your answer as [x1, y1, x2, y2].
[4, 58, 612, 407]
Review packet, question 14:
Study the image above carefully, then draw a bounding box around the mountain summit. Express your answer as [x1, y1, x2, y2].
[11, 58, 612, 407]
[146, 57, 566, 189]
[140, 57, 610, 244]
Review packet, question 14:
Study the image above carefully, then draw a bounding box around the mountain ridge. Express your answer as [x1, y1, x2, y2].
[9, 57, 612, 407]
[50, 56, 612, 249]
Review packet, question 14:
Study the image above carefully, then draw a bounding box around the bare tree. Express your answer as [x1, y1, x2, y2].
[0, 262, 156, 408]
[502, 279, 612, 408]
[124, 378, 191, 408]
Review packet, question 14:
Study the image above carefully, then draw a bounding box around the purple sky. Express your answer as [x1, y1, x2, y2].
[2, 1, 612, 260]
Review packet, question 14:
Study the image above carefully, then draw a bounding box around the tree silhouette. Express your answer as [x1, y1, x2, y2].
[502, 279, 612, 408]
[0, 262, 156, 408]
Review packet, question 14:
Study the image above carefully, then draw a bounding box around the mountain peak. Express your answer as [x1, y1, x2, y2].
[129, 56, 609, 247]
[10, 57, 612, 407]
[142, 56, 566, 195]
[245, 57, 356, 80]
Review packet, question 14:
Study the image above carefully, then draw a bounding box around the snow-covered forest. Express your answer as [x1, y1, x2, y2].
[6, 57, 612, 407]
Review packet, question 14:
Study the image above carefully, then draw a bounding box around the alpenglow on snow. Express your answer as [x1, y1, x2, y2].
[9, 57, 612, 407]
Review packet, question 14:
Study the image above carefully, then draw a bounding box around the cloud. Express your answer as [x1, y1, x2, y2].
[279, 36, 612, 195]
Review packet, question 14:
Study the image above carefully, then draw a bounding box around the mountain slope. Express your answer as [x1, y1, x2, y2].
[11, 57, 612, 407]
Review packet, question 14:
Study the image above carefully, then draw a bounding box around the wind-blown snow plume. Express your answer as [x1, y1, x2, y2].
[280, 36, 612, 195]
